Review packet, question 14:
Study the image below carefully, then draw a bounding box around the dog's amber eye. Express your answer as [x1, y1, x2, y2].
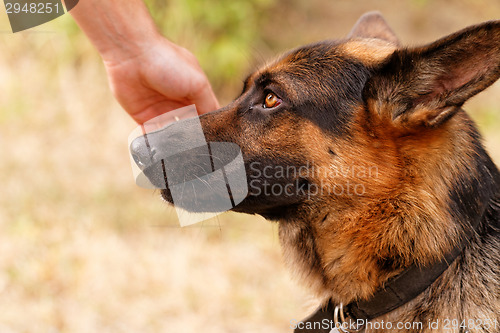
[264, 93, 281, 108]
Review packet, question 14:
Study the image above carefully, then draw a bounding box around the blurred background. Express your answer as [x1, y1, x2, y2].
[0, 0, 499, 332]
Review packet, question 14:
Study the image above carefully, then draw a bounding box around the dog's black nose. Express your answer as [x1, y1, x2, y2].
[130, 119, 204, 172]
[129, 118, 211, 189]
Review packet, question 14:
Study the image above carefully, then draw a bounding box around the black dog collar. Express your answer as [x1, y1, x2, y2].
[294, 217, 483, 333]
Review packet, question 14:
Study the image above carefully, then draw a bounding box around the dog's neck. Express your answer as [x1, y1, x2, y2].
[278, 200, 466, 304]
[280, 195, 498, 333]
[278, 113, 500, 306]
[290, 197, 499, 332]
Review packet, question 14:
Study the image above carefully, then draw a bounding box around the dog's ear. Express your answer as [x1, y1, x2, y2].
[364, 20, 500, 128]
[348, 11, 400, 45]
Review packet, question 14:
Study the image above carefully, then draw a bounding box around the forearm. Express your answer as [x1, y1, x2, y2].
[70, 0, 161, 62]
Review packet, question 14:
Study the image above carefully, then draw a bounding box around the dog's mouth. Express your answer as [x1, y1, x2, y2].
[133, 137, 313, 217]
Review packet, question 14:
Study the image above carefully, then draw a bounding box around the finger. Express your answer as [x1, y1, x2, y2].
[192, 83, 220, 115]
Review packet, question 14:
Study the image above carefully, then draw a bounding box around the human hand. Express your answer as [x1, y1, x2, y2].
[103, 37, 220, 124]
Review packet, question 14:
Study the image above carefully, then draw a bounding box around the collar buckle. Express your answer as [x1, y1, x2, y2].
[334, 303, 365, 333]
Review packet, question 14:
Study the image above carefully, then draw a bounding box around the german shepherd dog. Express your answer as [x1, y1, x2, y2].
[134, 12, 500, 333]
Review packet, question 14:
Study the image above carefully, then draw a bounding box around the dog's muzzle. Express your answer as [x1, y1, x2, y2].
[128, 105, 248, 226]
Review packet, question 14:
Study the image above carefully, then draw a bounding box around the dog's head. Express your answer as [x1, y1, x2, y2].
[133, 13, 500, 301]
[162, 13, 499, 215]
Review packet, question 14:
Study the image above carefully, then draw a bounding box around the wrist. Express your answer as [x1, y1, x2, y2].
[70, 0, 163, 64]
[100, 28, 164, 64]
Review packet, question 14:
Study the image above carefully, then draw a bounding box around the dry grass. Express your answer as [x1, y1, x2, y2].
[0, 1, 499, 332]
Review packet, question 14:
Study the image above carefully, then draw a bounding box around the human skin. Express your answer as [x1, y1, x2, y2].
[70, 0, 219, 123]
